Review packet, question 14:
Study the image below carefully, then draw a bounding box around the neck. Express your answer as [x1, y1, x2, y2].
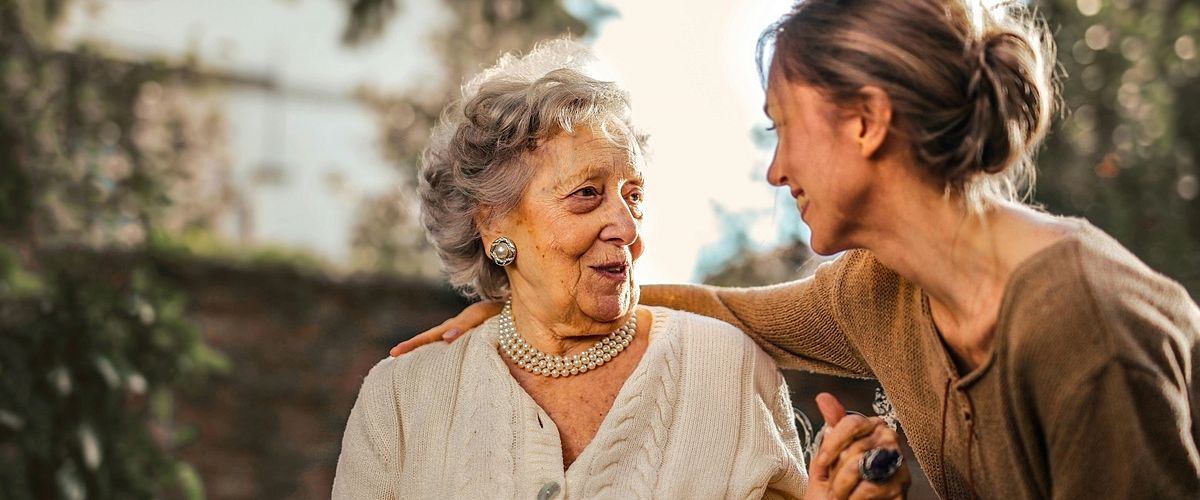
[869, 197, 1005, 317]
[506, 293, 633, 357]
[854, 184, 1069, 371]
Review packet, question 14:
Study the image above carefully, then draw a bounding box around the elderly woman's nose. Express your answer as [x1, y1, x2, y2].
[598, 196, 639, 245]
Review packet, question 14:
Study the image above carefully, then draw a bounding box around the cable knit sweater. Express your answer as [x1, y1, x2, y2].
[332, 306, 807, 499]
[642, 220, 1200, 499]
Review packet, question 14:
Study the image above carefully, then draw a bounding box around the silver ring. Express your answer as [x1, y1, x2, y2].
[859, 447, 903, 484]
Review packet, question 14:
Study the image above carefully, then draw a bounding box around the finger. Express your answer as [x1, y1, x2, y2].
[389, 301, 504, 356]
[830, 455, 863, 499]
[830, 433, 882, 498]
[816, 392, 847, 427]
[847, 478, 906, 500]
[812, 419, 874, 487]
[837, 426, 888, 473]
[389, 324, 452, 357]
[463, 300, 504, 327]
[809, 427, 834, 483]
[442, 301, 504, 346]
[810, 393, 850, 481]
[869, 423, 900, 449]
[844, 431, 908, 500]
[849, 459, 911, 500]
[814, 414, 877, 471]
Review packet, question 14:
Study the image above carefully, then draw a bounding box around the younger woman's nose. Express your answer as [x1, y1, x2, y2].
[766, 152, 788, 187]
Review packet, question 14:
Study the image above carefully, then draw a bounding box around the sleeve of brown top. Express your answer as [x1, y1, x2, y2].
[1045, 359, 1198, 499]
[1013, 241, 1200, 499]
[640, 252, 872, 378]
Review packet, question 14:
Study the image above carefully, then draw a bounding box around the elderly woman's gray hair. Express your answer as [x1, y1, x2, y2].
[419, 39, 648, 300]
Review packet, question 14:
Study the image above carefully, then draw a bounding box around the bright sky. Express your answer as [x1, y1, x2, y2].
[57, 0, 805, 284]
[590, 0, 800, 282]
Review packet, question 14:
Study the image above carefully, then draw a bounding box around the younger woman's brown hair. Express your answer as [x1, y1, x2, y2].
[760, 0, 1057, 211]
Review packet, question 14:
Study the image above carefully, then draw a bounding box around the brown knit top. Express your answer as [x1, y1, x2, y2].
[642, 220, 1200, 499]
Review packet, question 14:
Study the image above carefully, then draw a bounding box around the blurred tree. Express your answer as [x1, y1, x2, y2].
[0, 248, 227, 500]
[702, 238, 818, 287]
[697, 203, 821, 287]
[1, 0, 230, 498]
[1035, 0, 1200, 298]
[343, 0, 594, 278]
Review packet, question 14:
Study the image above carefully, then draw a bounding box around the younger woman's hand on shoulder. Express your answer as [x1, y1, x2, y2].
[388, 300, 504, 356]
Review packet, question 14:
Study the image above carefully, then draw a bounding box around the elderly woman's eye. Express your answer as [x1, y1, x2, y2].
[626, 189, 644, 204]
[575, 186, 600, 198]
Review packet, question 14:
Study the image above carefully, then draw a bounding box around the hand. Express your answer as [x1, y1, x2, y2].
[388, 300, 503, 356]
[805, 393, 910, 500]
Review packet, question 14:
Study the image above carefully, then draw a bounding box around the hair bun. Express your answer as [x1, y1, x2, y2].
[959, 29, 1052, 178]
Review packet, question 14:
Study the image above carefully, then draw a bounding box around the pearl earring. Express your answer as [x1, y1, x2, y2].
[489, 236, 517, 266]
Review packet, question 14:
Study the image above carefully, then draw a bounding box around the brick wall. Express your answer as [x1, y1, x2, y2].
[163, 258, 466, 499]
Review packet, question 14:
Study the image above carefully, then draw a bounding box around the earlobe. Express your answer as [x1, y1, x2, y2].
[857, 86, 892, 158]
[476, 206, 519, 263]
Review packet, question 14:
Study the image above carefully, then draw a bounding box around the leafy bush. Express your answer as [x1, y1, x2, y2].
[0, 247, 227, 500]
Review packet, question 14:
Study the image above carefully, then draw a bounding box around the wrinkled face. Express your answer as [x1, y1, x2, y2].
[764, 65, 874, 255]
[487, 125, 645, 326]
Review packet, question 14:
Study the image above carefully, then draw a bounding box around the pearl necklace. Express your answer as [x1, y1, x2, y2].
[497, 301, 636, 378]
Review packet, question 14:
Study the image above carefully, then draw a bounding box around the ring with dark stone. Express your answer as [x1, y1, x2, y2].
[859, 447, 903, 484]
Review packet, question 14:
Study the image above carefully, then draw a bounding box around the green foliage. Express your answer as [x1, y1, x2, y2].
[0, 248, 227, 500]
[146, 228, 332, 273]
[1, 0, 234, 248]
[1, 0, 230, 497]
[1036, 0, 1200, 297]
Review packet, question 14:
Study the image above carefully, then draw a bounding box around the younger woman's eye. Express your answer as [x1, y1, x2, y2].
[765, 124, 777, 132]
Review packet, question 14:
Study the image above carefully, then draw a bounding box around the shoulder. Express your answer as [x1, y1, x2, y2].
[1069, 226, 1200, 366]
[649, 306, 781, 373]
[648, 306, 788, 399]
[835, 251, 916, 314]
[1068, 226, 1196, 321]
[830, 250, 921, 333]
[391, 325, 479, 375]
[355, 322, 488, 410]
[1004, 222, 1200, 378]
[652, 306, 759, 349]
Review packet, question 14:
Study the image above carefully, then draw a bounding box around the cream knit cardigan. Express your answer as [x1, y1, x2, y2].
[332, 306, 807, 499]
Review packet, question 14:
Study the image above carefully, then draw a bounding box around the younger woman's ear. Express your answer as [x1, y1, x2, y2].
[855, 85, 893, 158]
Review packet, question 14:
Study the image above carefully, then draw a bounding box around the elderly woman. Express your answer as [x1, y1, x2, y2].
[332, 40, 813, 499]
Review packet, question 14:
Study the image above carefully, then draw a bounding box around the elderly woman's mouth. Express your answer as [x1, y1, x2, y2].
[591, 262, 630, 281]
